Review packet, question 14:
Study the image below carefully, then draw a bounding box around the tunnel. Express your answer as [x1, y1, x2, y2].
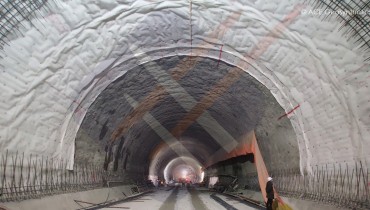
[75, 55, 299, 184]
[0, 0, 369, 210]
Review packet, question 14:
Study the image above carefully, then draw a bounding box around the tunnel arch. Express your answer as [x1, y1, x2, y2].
[74, 54, 299, 183]
[149, 140, 211, 178]
[163, 157, 202, 183]
[0, 0, 368, 179]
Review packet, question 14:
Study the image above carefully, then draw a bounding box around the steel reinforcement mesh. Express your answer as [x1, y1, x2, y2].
[0, 0, 369, 56]
[308, 0, 370, 53]
[0, 0, 55, 49]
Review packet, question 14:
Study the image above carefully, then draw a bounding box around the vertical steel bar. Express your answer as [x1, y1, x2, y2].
[367, 168, 369, 206]
[361, 163, 366, 207]
[355, 162, 360, 205]
[32, 156, 37, 197]
[1, 150, 8, 201]
[348, 166, 355, 207]
[40, 155, 44, 195]
[333, 163, 338, 203]
[26, 154, 32, 199]
[50, 158, 54, 193]
[339, 163, 345, 206]
[45, 156, 49, 194]
[18, 152, 24, 199]
[10, 152, 18, 199]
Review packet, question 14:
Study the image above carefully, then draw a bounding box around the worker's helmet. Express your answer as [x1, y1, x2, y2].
[267, 177, 273, 181]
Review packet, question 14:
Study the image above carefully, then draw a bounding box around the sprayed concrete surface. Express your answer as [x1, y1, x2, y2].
[0, 0, 369, 209]
[0, 0, 369, 174]
[76, 56, 299, 178]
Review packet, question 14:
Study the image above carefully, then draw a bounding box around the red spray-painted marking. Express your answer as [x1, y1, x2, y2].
[342, 63, 370, 81]
[44, 81, 85, 114]
[278, 104, 300, 120]
[217, 45, 224, 68]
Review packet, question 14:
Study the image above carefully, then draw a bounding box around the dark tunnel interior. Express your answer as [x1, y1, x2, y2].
[75, 55, 299, 186]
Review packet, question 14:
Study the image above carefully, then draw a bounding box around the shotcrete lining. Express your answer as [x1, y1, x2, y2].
[0, 0, 369, 174]
[76, 56, 299, 178]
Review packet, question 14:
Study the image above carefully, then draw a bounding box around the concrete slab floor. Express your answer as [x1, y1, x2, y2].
[102, 187, 259, 210]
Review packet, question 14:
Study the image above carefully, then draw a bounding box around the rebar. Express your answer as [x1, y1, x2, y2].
[245, 162, 370, 209]
[309, 0, 370, 59]
[0, 150, 125, 202]
[0, 0, 58, 49]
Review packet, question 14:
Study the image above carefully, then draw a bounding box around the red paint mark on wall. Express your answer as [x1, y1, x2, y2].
[278, 104, 300, 120]
[44, 81, 85, 114]
[342, 63, 370, 81]
[217, 44, 224, 68]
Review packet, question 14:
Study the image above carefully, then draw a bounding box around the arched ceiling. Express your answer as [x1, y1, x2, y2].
[76, 56, 298, 175]
[0, 0, 369, 174]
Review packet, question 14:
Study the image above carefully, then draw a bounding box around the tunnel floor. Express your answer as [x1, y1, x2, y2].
[101, 186, 261, 210]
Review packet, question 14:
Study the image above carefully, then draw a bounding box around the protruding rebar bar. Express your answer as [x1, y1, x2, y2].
[0, 0, 59, 49]
[245, 162, 369, 209]
[0, 151, 125, 202]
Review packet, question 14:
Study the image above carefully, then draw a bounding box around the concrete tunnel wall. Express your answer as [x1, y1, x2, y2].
[75, 56, 299, 181]
[0, 0, 369, 183]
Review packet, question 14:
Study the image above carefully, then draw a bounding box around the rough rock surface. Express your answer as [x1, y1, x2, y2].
[76, 56, 299, 177]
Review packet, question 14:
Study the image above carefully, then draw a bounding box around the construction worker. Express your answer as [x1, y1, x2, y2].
[265, 177, 274, 210]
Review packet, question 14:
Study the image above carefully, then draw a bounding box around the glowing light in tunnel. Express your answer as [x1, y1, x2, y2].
[163, 157, 202, 183]
[209, 177, 219, 187]
[182, 169, 187, 178]
[148, 140, 208, 181]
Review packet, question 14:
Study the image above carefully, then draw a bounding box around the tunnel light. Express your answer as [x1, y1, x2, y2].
[182, 169, 187, 178]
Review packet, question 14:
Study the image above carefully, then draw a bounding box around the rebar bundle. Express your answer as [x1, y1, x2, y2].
[309, 0, 370, 55]
[0, 150, 125, 202]
[0, 0, 57, 49]
[245, 163, 370, 209]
